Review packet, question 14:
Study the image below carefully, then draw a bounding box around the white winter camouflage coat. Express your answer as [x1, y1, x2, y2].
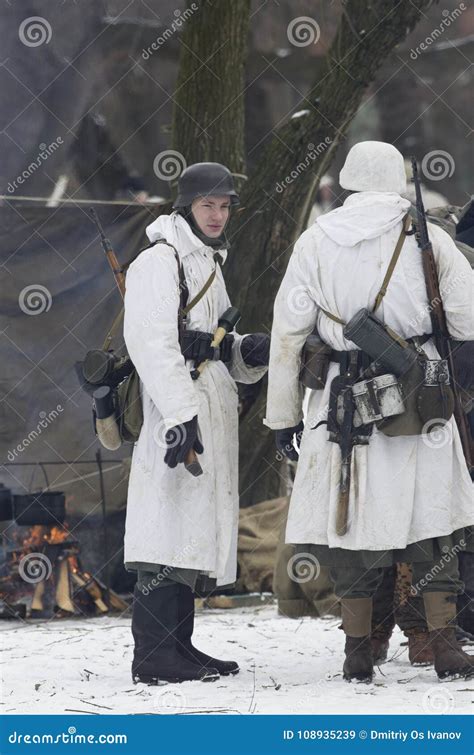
[264, 191, 473, 551]
[123, 212, 267, 585]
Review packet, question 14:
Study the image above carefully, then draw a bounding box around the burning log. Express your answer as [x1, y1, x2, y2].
[0, 479, 129, 620]
[1, 523, 128, 620]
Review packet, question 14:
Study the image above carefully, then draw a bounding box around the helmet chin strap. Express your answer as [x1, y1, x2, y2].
[177, 206, 230, 250]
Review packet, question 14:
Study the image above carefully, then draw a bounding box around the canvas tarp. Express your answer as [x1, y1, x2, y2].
[0, 201, 159, 517]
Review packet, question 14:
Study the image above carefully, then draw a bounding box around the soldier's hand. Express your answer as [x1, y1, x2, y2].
[241, 333, 270, 367]
[164, 415, 203, 468]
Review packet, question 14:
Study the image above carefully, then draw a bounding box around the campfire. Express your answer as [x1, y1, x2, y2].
[0, 488, 127, 621]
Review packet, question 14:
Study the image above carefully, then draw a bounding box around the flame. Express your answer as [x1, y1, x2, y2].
[22, 523, 71, 548]
[46, 526, 70, 544]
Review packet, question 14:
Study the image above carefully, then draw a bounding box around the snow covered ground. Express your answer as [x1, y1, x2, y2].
[1, 604, 472, 715]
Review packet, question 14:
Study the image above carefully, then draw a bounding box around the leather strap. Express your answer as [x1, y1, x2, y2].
[102, 308, 125, 351]
[102, 239, 216, 350]
[182, 267, 216, 315]
[372, 213, 411, 313]
[320, 213, 411, 326]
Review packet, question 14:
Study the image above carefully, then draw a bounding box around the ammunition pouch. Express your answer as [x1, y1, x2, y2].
[299, 335, 332, 389]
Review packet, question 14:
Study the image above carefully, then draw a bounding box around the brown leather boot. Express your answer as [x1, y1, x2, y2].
[405, 628, 434, 666]
[429, 627, 474, 681]
[423, 591, 474, 682]
[341, 598, 374, 683]
[371, 631, 391, 665]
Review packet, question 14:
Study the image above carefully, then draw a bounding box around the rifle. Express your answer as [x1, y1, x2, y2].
[411, 157, 473, 474]
[90, 209, 126, 297]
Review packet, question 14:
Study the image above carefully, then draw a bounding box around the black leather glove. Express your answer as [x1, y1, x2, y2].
[181, 331, 213, 362]
[219, 333, 235, 364]
[164, 415, 204, 468]
[241, 333, 271, 367]
[276, 420, 304, 461]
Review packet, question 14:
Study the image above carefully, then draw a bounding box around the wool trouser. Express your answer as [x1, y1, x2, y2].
[330, 553, 463, 599]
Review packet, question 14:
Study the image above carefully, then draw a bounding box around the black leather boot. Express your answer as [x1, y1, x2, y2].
[131, 582, 219, 684]
[343, 635, 374, 683]
[341, 597, 374, 683]
[176, 583, 240, 676]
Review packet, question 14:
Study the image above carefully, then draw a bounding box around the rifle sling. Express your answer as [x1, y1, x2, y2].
[102, 239, 217, 351]
[182, 268, 216, 316]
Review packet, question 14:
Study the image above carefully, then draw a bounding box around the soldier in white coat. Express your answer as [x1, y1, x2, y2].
[124, 163, 269, 684]
[265, 141, 474, 683]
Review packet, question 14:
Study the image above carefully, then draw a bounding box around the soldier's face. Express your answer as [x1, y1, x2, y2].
[191, 196, 230, 237]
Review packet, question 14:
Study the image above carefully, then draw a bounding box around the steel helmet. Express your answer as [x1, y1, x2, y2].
[173, 162, 240, 209]
[339, 141, 407, 194]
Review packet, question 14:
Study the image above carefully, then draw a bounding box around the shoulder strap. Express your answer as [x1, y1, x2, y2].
[158, 240, 216, 317]
[372, 213, 411, 313]
[102, 308, 124, 351]
[104, 238, 219, 350]
[102, 237, 189, 351]
[183, 268, 216, 315]
[320, 213, 411, 326]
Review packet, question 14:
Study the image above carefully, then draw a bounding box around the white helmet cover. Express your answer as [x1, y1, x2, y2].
[339, 141, 407, 194]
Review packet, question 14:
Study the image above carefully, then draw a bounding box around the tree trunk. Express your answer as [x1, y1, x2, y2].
[172, 0, 251, 183]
